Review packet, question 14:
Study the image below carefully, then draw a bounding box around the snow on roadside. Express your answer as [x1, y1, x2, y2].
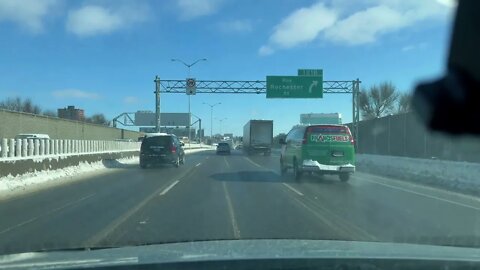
[0, 156, 138, 196]
[0, 147, 212, 198]
[356, 154, 480, 194]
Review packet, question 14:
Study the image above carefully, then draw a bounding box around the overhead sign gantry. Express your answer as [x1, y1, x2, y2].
[153, 69, 361, 142]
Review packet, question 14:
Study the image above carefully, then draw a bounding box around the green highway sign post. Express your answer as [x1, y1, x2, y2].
[266, 75, 323, 98]
[298, 69, 323, 77]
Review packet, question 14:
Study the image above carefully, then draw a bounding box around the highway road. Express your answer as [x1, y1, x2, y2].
[1, 149, 480, 255]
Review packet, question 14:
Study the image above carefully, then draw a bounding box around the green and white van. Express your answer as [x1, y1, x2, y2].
[280, 124, 355, 181]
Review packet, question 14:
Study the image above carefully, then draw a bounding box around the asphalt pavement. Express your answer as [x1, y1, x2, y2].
[1, 149, 480, 255]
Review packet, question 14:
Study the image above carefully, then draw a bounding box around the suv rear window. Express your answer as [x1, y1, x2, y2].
[218, 143, 229, 147]
[141, 136, 172, 150]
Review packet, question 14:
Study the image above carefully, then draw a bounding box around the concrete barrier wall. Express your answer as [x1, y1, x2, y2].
[0, 138, 140, 160]
[0, 138, 140, 161]
[0, 109, 141, 140]
[0, 151, 139, 177]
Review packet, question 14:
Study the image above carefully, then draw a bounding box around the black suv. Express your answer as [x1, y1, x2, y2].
[140, 134, 185, 169]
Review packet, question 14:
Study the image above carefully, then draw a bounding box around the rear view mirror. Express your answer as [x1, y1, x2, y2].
[181, 142, 185, 146]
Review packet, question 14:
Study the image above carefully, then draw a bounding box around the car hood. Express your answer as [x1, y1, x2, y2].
[1, 239, 480, 269]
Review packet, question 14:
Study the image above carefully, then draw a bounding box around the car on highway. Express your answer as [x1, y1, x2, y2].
[216, 142, 231, 155]
[280, 124, 355, 181]
[114, 138, 134, 142]
[139, 134, 185, 169]
[235, 144, 243, 150]
[14, 134, 50, 140]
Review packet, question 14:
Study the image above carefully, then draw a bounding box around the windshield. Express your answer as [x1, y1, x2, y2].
[2, 0, 480, 262]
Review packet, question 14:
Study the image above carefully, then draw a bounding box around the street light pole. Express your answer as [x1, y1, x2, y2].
[217, 117, 227, 135]
[154, 76, 161, 133]
[171, 58, 207, 146]
[203, 102, 221, 140]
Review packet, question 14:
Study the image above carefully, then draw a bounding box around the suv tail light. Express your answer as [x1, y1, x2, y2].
[171, 144, 177, 153]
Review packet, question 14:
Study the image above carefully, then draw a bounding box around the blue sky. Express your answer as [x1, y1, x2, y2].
[0, 0, 455, 136]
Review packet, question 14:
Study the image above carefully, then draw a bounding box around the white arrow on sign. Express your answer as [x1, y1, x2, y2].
[308, 81, 318, 93]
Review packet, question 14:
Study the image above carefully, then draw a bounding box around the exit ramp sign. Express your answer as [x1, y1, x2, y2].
[298, 69, 323, 77]
[266, 75, 323, 98]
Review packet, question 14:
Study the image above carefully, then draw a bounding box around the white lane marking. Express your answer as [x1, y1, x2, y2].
[85, 167, 196, 246]
[222, 182, 240, 239]
[364, 178, 480, 211]
[282, 183, 304, 196]
[159, 180, 180, 196]
[195, 163, 201, 167]
[224, 157, 230, 169]
[0, 193, 95, 235]
[244, 157, 262, 168]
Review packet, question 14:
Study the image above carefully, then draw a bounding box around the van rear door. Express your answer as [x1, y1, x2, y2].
[304, 125, 355, 165]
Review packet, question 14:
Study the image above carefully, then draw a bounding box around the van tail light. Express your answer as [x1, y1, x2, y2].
[346, 128, 355, 145]
[302, 132, 308, 144]
[171, 144, 177, 153]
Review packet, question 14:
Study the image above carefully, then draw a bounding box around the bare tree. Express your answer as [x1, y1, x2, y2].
[86, 113, 110, 125]
[397, 92, 412, 113]
[0, 97, 42, 114]
[358, 82, 399, 119]
[0, 97, 22, 111]
[42, 110, 57, 117]
[22, 98, 41, 114]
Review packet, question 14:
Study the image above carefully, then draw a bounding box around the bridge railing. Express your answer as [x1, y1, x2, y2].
[0, 138, 140, 160]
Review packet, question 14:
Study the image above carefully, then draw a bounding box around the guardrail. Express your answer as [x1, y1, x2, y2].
[0, 138, 140, 159]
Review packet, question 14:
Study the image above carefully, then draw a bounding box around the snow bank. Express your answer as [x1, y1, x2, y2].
[0, 157, 137, 199]
[356, 154, 480, 195]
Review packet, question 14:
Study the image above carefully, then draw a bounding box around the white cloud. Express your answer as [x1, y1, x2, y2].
[52, 89, 100, 99]
[123, 96, 139, 104]
[326, 1, 452, 45]
[66, 4, 148, 37]
[258, 45, 274, 56]
[401, 45, 415, 52]
[218, 19, 252, 33]
[401, 42, 428, 52]
[259, 0, 454, 54]
[177, 0, 223, 20]
[436, 0, 457, 8]
[259, 2, 337, 55]
[325, 5, 407, 45]
[0, 0, 58, 33]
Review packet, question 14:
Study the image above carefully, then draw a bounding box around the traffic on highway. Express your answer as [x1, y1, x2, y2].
[2, 0, 480, 269]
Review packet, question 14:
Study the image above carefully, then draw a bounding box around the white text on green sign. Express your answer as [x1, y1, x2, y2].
[266, 76, 323, 98]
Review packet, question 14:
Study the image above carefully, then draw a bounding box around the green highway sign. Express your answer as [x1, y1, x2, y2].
[298, 69, 323, 77]
[266, 76, 323, 98]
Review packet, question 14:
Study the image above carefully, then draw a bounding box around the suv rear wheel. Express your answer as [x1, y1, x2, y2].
[180, 155, 185, 165]
[280, 157, 287, 175]
[293, 159, 303, 180]
[339, 173, 350, 182]
[140, 158, 147, 169]
[174, 157, 180, 168]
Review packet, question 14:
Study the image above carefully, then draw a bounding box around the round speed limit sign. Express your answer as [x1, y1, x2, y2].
[186, 78, 196, 87]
